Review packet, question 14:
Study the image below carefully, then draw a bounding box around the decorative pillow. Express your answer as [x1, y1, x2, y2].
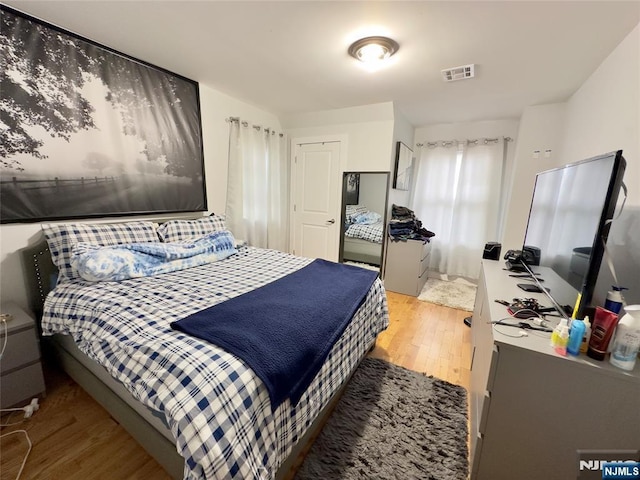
[71, 230, 237, 282]
[42, 221, 158, 282]
[156, 215, 226, 243]
[353, 211, 382, 225]
[345, 204, 369, 224]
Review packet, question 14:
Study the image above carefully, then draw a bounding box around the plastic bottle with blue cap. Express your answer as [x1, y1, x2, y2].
[604, 286, 627, 314]
[610, 305, 640, 371]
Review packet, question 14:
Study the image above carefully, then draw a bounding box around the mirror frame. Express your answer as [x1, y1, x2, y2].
[393, 141, 414, 191]
[339, 171, 390, 275]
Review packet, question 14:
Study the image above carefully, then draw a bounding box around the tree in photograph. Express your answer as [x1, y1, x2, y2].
[1, 8, 201, 179]
[0, 10, 96, 168]
[99, 56, 201, 181]
[82, 152, 112, 175]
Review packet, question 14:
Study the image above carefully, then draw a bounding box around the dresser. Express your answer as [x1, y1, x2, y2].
[383, 238, 431, 296]
[470, 261, 640, 480]
[0, 302, 46, 408]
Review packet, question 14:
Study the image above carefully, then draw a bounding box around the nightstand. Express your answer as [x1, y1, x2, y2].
[0, 302, 46, 408]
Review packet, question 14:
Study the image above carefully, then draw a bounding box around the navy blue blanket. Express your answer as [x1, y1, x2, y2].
[170, 259, 379, 409]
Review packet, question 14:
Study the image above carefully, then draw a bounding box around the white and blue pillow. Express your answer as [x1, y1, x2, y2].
[71, 230, 237, 282]
[345, 205, 382, 226]
[43, 221, 158, 283]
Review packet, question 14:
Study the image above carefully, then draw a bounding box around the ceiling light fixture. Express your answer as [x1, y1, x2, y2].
[348, 36, 399, 64]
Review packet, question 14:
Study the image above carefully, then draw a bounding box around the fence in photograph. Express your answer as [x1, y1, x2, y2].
[0, 176, 116, 191]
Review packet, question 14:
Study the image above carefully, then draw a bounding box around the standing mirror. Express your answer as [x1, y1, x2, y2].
[339, 172, 390, 272]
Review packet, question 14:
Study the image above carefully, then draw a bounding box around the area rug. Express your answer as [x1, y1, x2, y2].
[418, 278, 477, 312]
[344, 261, 380, 272]
[295, 357, 468, 480]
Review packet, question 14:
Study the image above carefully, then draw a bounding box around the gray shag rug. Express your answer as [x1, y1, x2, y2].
[295, 357, 468, 480]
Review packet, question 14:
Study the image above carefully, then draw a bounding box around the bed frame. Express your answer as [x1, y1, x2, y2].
[22, 239, 366, 479]
[342, 236, 383, 266]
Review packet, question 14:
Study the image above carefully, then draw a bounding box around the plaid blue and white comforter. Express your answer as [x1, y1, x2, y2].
[345, 221, 384, 244]
[41, 247, 389, 480]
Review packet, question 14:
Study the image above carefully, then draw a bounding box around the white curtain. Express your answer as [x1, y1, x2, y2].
[411, 140, 504, 279]
[266, 129, 289, 251]
[226, 120, 288, 251]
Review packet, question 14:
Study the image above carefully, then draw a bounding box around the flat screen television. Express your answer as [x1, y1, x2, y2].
[522, 150, 626, 319]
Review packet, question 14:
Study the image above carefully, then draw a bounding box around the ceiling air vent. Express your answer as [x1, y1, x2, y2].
[441, 64, 475, 82]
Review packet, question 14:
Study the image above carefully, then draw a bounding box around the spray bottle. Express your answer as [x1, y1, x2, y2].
[551, 318, 568, 348]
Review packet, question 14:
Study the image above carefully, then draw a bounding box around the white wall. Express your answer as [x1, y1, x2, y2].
[561, 24, 639, 204]
[388, 105, 415, 211]
[0, 83, 281, 311]
[358, 173, 389, 216]
[283, 103, 395, 172]
[501, 104, 566, 251]
[413, 118, 521, 239]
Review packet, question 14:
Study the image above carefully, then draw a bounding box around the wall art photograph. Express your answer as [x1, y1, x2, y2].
[393, 141, 413, 191]
[0, 6, 206, 223]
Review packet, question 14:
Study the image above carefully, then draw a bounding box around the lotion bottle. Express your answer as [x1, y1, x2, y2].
[587, 307, 619, 361]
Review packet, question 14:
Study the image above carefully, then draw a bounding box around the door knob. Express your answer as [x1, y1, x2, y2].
[326, 219, 335, 225]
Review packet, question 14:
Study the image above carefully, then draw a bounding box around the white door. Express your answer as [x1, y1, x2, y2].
[292, 141, 341, 261]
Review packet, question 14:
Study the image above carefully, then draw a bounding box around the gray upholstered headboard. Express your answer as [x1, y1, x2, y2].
[21, 239, 57, 321]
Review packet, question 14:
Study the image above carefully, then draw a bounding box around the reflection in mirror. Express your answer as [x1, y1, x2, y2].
[339, 172, 390, 272]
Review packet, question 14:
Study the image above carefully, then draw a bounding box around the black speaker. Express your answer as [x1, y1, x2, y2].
[482, 242, 502, 260]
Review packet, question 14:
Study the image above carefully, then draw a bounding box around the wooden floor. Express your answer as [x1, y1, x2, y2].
[0, 291, 472, 479]
[370, 291, 472, 388]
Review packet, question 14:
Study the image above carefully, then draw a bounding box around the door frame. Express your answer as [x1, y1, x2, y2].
[289, 134, 348, 255]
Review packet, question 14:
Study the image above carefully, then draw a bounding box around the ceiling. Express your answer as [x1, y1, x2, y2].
[4, 1, 640, 127]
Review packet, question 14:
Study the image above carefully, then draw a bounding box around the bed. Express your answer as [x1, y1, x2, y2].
[343, 205, 385, 266]
[23, 217, 389, 480]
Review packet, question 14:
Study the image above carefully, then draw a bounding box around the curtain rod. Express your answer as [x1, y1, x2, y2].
[225, 116, 284, 137]
[416, 136, 512, 148]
